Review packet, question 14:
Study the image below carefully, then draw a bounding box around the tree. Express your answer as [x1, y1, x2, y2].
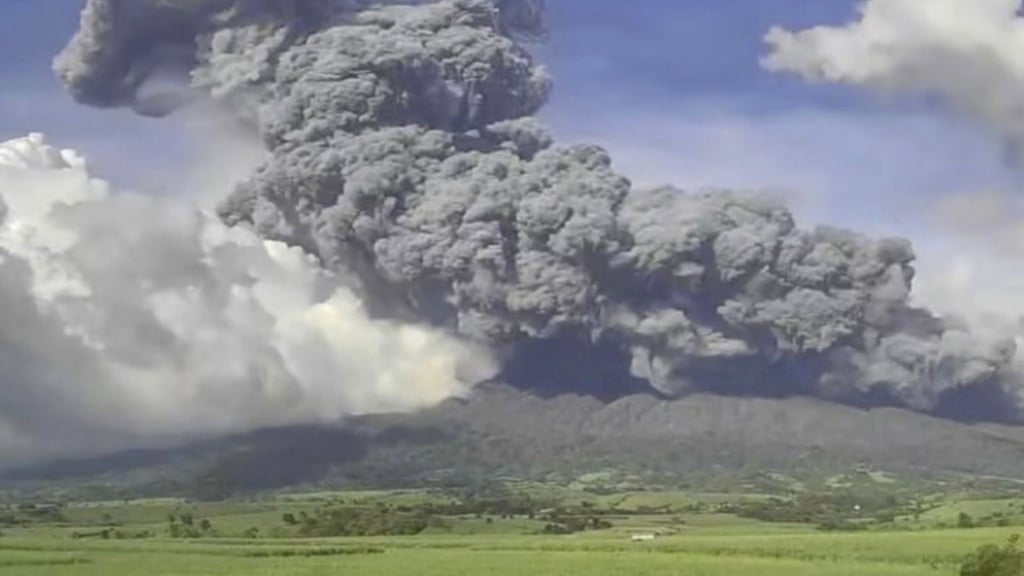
[959, 512, 976, 529]
[961, 535, 1024, 576]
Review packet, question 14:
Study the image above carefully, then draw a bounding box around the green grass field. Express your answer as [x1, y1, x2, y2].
[2, 487, 1022, 574]
[0, 529, 1009, 575]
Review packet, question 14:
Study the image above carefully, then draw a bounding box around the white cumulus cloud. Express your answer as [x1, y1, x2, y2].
[764, 0, 1024, 144]
[0, 134, 494, 465]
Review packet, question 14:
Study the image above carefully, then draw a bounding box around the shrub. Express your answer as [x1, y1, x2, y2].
[961, 534, 1024, 576]
[959, 513, 976, 529]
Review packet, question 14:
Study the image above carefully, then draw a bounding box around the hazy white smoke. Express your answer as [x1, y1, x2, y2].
[0, 134, 493, 464]
[763, 0, 1024, 145]
[916, 190, 1024, 330]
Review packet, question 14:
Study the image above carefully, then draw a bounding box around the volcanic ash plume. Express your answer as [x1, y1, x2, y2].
[0, 133, 492, 464]
[52, 0, 1024, 422]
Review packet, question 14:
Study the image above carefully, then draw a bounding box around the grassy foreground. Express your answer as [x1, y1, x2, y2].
[2, 485, 1022, 575]
[0, 529, 1008, 575]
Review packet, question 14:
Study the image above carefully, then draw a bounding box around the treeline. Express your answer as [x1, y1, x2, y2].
[418, 496, 617, 535]
[952, 508, 1019, 530]
[721, 490, 913, 531]
[413, 493, 548, 518]
[541, 515, 613, 534]
[0, 503, 66, 527]
[283, 504, 431, 537]
[167, 511, 216, 538]
[278, 494, 617, 537]
[71, 527, 155, 540]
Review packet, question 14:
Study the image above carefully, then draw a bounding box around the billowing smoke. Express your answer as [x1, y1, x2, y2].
[0, 133, 492, 464]
[762, 0, 1024, 418]
[49, 0, 1024, 426]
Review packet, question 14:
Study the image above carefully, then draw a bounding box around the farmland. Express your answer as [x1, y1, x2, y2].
[1, 481, 1023, 575]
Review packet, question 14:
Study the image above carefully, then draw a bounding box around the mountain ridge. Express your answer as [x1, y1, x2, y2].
[7, 385, 1024, 497]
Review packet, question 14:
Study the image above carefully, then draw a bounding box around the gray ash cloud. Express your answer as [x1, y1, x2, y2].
[56, 0, 1023, 421]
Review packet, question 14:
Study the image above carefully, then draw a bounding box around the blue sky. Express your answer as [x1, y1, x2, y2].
[0, 0, 190, 188]
[537, 0, 1021, 238]
[0, 0, 1018, 237]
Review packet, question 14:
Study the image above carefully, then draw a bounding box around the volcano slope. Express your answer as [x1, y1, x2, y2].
[8, 384, 1024, 497]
